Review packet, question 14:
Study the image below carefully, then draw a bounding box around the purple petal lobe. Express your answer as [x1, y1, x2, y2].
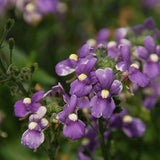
[91, 96, 115, 119]
[120, 45, 131, 62]
[63, 120, 85, 140]
[123, 118, 146, 137]
[70, 80, 92, 97]
[143, 96, 157, 110]
[110, 80, 122, 96]
[77, 97, 90, 108]
[32, 91, 44, 102]
[129, 67, 149, 87]
[116, 61, 129, 71]
[14, 100, 30, 118]
[144, 36, 156, 53]
[95, 68, 114, 89]
[21, 130, 44, 149]
[78, 44, 90, 58]
[55, 59, 75, 76]
[31, 103, 41, 113]
[135, 46, 149, 60]
[143, 62, 160, 78]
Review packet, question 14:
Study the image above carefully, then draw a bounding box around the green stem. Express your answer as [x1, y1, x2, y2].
[0, 29, 8, 47]
[98, 118, 109, 160]
[0, 57, 6, 73]
[9, 48, 12, 64]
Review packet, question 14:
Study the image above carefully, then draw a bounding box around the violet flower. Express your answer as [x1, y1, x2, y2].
[70, 57, 97, 97]
[109, 108, 146, 137]
[63, 113, 86, 140]
[44, 82, 69, 103]
[90, 68, 122, 119]
[21, 114, 49, 149]
[116, 45, 150, 87]
[55, 44, 92, 76]
[136, 36, 160, 78]
[14, 91, 44, 118]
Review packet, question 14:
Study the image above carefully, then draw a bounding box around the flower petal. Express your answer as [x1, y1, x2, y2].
[14, 100, 30, 118]
[123, 118, 146, 137]
[143, 62, 160, 78]
[91, 96, 115, 119]
[129, 67, 149, 87]
[55, 59, 75, 76]
[144, 36, 156, 53]
[70, 80, 92, 97]
[21, 130, 44, 149]
[95, 68, 114, 89]
[143, 96, 157, 110]
[110, 80, 122, 96]
[135, 46, 149, 60]
[78, 44, 90, 58]
[77, 97, 90, 109]
[32, 91, 44, 102]
[63, 120, 85, 140]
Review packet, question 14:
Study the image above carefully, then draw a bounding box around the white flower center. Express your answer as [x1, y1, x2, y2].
[107, 41, 117, 48]
[36, 106, 47, 118]
[78, 73, 87, 81]
[28, 122, 38, 130]
[123, 115, 133, 123]
[68, 113, 78, 121]
[23, 98, 31, 104]
[41, 118, 49, 127]
[26, 3, 36, 13]
[69, 54, 78, 61]
[150, 54, 159, 62]
[87, 39, 97, 46]
[101, 89, 109, 99]
[130, 63, 139, 69]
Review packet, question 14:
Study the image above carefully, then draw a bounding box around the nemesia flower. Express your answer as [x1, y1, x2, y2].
[136, 36, 160, 78]
[14, 90, 44, 118]
[63, 113, 85, 140]
[116, 45, 150, 87]
[109, 108, 146, 137]
[21, 114, 48, 149]
[44, 82, 69, 103]
[70, 57, 97, 97]
[90, 68, 122, 118]
[55, 44, 93, 76]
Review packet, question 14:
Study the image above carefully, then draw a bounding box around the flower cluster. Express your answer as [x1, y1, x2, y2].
[0, 0, 67, 24]
[13, 17, 160, 159]
[14, 91, 49, 149]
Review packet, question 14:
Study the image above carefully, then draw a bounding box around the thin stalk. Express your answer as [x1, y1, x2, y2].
[16, 81, 28, 97]
[0, 29, 8, 47]
[98, 118, 109, 160]
[0, 57, 6, 73]
[9, 48, 12, 64]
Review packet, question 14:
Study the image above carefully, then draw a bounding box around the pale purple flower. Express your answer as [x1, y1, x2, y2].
[21, 114, 48, 149]
[116, 45, 150, 87]
[90, 68, 122, 119]
[136, 36, 160, 79]
[70, 57, 97, 97]
[14, 91, 44, 118]
[63, 113, 85, 140]
[109, 108, 146, 137]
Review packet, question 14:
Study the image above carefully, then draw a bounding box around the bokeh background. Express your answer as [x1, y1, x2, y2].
[0, 0, 160, 159]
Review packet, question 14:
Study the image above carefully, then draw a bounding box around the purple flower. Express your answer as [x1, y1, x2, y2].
[14, 91, 44, 118]
[57, 95, 77, 123]
[37, 0, 58, 14]
[70, 57, 97, 97]
[90, 68, 122, 119]
[63, 113, 85, 140]
[44, 82, 69, 103]
[55, 44, 92, 76]
[136, 36, 160, 78]
[116, 45, 150, 87]
[21, 114, 48, 149]
[109, 109, 146, 137]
